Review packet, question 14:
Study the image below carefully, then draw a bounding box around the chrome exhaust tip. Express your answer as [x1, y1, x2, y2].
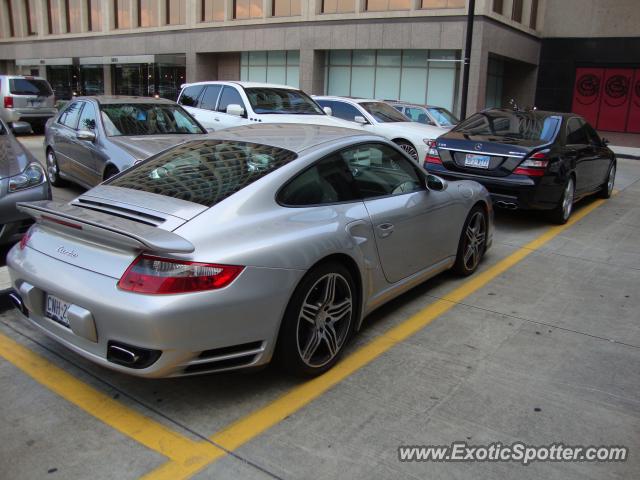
[8, 291, 27, 315]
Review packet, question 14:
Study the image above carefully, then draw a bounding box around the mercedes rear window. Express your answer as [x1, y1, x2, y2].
[9, 78, 53, 96]
[455, 111, 561, 142]
[108, 140, 297, 206]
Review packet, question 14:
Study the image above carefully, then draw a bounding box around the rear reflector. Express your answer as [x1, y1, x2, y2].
[4, 96, 13, 108]
[118, 254, 244, 294]
[513, 167, 546, 177]
[424, 140, 442, 165]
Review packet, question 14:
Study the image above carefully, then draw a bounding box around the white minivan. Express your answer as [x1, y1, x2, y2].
[177, 81, 358, 131]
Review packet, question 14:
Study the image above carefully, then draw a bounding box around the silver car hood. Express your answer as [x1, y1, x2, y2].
[109, 134, 207, 161]
[0, 133, 32, 179]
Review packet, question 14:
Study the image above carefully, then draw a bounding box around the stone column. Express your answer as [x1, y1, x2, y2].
[299, 49, 324, 94]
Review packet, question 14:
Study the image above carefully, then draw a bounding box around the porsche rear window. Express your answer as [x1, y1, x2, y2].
[108, 140, 297, 206]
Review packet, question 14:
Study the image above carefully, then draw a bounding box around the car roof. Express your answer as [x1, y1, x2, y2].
[478, 108, 575, 119]
[202, 123, 374, 153]
[76, 96, 178, 105]
[0, 75, 47, 80]
[181, 81, 298, 90]
[388, 101, 441, 109]
[314, 96, 384, 105]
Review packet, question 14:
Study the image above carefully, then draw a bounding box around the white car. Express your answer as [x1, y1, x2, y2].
[177, 81, 358, 131]
[314, 96, 450, 163]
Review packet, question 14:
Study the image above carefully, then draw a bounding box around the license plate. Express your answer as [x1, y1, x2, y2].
[45, 294, 71, 327]
[464, 154, 491, 169]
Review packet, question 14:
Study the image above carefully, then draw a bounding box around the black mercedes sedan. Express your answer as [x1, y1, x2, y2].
[424, 109, 616, 223]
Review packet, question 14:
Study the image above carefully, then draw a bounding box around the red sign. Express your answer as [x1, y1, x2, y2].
[572, 68, 604, 126]
[597, 68, 633, 132]
[626, 69, 640, 134]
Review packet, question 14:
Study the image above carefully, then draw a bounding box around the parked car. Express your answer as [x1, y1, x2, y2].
[44, 96, 208, 189]
[314, 96, 449, 162]
[177, 81, 358, 131]
[389, 102, 459, 128]
[0, 75, 57, 132]
[0, 119, 51, 245]
[8, 124, 492, 378]
[425, 108, 616, 223]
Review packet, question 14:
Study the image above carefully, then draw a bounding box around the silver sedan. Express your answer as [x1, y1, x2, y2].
[7, 124, 492, 377]
[44, 96, 208, 189]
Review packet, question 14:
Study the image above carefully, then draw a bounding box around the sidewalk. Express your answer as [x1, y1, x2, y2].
[610, 145, 640, 159]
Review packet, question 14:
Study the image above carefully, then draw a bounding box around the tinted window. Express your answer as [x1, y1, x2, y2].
[99, 104, 205, 136]
[279, 155, 359, 206]
[583, 122, 601, 145]
[427, 107, 458, 127]
[58, 102, 83, 129]
[566, 118, 590, 145]
[179, 85, 205, 107]
[317, 100, 362, 122]
[456, 111, 560, 142]
[245, 88, 323, 115]
[360, 102, 408, 123]
[217, 86, 246, 114]
[109, 140, 297, 206]
[9, 78, 53, 96]
[341, 144, 423, 199]
[77, 102, 97, 131]
[199, 85, 222, 111]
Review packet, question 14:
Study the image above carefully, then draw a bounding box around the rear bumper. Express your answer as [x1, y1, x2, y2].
[426, 164, 564, 210]
[2, 108, 58, 124]
[7, 245, 305, 377]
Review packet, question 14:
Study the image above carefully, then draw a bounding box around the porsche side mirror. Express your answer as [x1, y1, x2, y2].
[426, 174, 447, 192]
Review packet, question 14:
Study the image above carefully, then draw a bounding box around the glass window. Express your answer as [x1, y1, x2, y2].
[512, 0, 523, 22]
[139, 0, 159, 26]
[217, 86, 245, 114]
[167, 0, 185, 24]
[316, 100, 362, 122]
[115, 0, 132, 29]
[321, 0, 354, 14]
[279, 155, 359, 206]
[198, 85, 221, 110]
[77, 102, 97, 131]
[366, 0, 410, 12]
[530, 0, 539, 29]
[202, 0, 224, 21]
[99, 103, 205, 136]
[240, 50, 299, 88]
[9, 78, 53, 96]
[426, 64, 456, 111]
[456, 111, 561, 142]
[422, 0, 465, 8]
[26, 0, 38, 34]
[404, 106, 433, 125]
[234, 0, 262, 19]
[273, 0, 300, 17]
[244, 87, 322, 115]
[109, 140, 298, 207]
[492, 0, 503, 14]
[360, 102, 408, 123]
[88, 0, 102, 31]
[566, 118, 590, 145]
[67, 0, 82, 33]
[58, 102, 83, 129]
[426, 107, 458, 126]
[80, 66, 104, 95]
[47, 0, 65, 34]
[179, 84, 206, 107]
[341, 144, 423, 199]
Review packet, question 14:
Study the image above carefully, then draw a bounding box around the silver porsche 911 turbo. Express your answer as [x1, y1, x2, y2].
[7, 124, 492, 377]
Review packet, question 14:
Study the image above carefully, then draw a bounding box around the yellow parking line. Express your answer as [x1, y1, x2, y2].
[0, 333, 224, 471]
[144, 198, 607, 479]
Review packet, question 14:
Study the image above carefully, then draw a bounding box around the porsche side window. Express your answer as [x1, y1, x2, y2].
[279, 155, 359, 206]
[342, 144, 424, 199]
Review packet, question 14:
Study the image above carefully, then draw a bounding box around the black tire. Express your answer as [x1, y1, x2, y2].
[452, 205, 488, 276]
[549, 176, 575, 225]
[394, 140, 419, 162]
[276, 262, 357, 377]
[45, 149, 65, 187]
[103, 165, 120, 181]
[597, 162, 616, 199]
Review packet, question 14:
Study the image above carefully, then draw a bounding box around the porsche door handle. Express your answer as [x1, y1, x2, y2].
[376, 223, 394, 238]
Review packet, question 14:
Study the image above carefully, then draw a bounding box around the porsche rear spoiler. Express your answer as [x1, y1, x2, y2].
[17, 201, 195, 254]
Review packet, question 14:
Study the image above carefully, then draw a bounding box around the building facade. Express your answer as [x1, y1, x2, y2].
[0, 0, 638, 131]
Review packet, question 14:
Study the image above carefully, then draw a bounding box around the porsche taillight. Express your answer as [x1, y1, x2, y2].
[118, 254, 244, 294]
